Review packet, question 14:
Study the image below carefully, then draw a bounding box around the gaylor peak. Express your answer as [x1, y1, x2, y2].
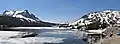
[2, 9, 40, 22]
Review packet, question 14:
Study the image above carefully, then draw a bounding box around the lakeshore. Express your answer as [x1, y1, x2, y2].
[102, 36, 120, 44]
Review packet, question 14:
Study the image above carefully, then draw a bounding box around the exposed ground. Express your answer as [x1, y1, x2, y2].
[102, 36, 120, 44]
[102, 27, 120, 44]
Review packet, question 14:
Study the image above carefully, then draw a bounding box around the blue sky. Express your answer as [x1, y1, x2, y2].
[0, 0, 120, 23]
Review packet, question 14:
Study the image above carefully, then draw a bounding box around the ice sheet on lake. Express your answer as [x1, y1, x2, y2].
[0, 31, 26, 38]
[0, 29, 87, 44]
[0, 37, 65, 44]
[6, 27, 70, 30]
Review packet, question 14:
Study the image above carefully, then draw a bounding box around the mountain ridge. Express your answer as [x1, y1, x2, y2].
[0, 9, 59, 27]
[2, 10, 41, 22]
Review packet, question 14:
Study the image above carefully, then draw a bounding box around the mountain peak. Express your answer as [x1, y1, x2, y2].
[2, 9, 41, 22]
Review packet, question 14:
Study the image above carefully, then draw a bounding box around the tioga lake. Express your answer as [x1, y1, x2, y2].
[0, 27, 87, 44]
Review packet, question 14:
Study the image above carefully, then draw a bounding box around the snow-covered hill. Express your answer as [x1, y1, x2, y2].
[70, 10, 120, 27]
[2, 10, 40, 22]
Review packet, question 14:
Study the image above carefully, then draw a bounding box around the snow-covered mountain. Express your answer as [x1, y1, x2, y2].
[0, 9, 58, 27]
[2, 10, 40, 22]
[70, 10, 120, 27]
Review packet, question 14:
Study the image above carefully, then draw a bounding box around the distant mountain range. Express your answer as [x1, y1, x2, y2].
[0, 10, 59, 27]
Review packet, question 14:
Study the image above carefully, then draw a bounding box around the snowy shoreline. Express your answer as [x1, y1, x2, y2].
[4, 27, 70, 30]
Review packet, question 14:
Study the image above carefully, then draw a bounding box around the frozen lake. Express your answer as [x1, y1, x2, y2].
[0, 27, 87, 44]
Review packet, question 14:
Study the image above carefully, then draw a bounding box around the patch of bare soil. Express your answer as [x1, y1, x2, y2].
[102, 36, 120, 44]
